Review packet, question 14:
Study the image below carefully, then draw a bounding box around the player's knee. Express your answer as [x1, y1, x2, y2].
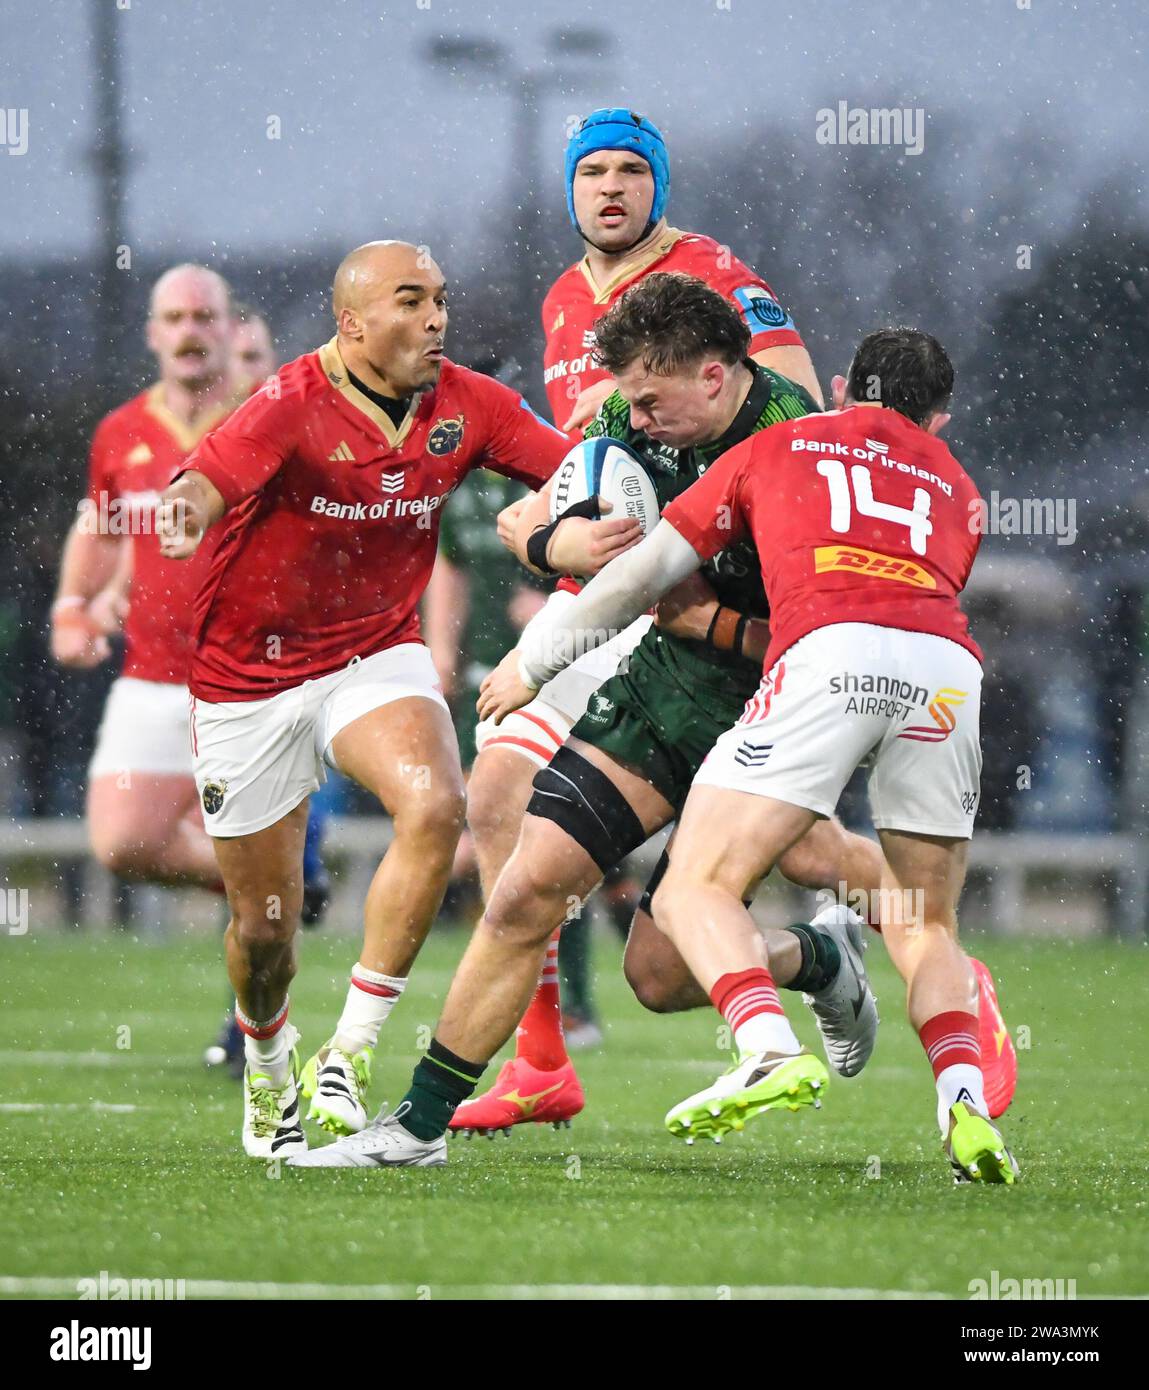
[484, 858, 569, 947]
[777, 829, 837, 890]
[230, 897, 298, 950]
[393, 782, 467, 853]
[623, 946, 679, 1014]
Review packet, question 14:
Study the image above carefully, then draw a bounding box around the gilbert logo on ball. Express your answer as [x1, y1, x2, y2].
[549, 436, 660, 535]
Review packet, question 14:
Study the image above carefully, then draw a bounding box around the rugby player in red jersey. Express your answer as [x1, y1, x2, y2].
[231, 302, 277, 385]
[482, 328, 1019, 1183]
[460, 108, 852, 1131]
[156, 241, 573, 1158]
[52, 264, 247, 891]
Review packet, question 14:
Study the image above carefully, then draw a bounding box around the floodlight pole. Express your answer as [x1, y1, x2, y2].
[89, 0, 130, 405]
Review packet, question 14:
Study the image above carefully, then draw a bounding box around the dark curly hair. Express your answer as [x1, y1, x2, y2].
[592, 271, 751, 376]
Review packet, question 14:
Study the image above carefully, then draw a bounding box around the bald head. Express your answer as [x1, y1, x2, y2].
[332, 240, 438, 315]
[332, 240, 448, 400]
[146, 263, 235, 391]
[150, 263, 231, 318]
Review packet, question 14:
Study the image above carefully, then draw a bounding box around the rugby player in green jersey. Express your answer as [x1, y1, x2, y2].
[289, 273, 884, 1167]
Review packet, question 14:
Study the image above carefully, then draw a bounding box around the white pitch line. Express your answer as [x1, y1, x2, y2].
[0, 1275, 952, 1300]
[0, 1051, 137, 1067]
[0, 1102, 139, 1113]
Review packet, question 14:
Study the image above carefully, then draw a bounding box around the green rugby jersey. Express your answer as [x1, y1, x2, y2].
[438, 468, 535, 676]
[582, 360, 819, 694]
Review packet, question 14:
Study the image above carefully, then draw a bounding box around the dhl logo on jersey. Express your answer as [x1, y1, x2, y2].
[898, 688, 967, 743]
[814, 544, 936, 589]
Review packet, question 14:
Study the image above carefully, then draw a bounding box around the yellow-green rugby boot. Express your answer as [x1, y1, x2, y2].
[944, 1100, 1019, 1184]
[666, 1048, 828, 1144]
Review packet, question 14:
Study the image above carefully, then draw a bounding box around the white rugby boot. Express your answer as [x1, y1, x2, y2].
[299, 1043, 372, 1136]
[801, 905, 879, 1077]
[242, 1026, 307, 1159]
[287, 1107, 446, 1169]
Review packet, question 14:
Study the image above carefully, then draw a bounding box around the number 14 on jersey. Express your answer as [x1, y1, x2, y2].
[817, 459, 933, 556]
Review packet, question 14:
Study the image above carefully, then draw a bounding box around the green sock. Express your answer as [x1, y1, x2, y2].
[558, 911, 596, 1023]
[783, 923, 842, 994]
[395, 1039, 486, 1140]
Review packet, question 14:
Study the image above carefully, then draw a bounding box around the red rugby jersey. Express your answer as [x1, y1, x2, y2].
[184, 341, 570, 702]
[85, 384, 249, 684]
[541, 227, 805, 426]
[663, 405, 983, 671]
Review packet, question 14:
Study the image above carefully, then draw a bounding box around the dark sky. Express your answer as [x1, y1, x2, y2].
[4, 0, 1147, 273]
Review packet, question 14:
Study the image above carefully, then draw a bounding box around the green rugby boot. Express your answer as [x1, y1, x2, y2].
[944, 1100, 1019, 1185]
[666, 1048, 828, 1144]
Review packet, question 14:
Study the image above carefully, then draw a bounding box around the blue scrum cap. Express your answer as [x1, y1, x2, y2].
[564, 108, 669, 232]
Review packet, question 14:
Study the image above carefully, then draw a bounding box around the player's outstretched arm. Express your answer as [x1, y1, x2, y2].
[477, 519, 702, 722]
[156, 470, 226, 560]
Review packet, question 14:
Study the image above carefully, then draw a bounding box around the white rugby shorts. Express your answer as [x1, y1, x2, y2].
[474, 587, 652, 769]
[693, 622, 983, 839]
[89, 676, 194, 779]
[190, 642, 449, 836]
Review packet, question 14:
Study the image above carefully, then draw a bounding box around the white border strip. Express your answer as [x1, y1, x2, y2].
[0, 1276, 952, 1300]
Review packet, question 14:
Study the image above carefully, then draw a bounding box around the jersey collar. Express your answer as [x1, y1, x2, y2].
[577, 226, 685, 305]
[698, 360, 775, 460]
[144, 381, 250, 452]
[317, 337, 423, 449]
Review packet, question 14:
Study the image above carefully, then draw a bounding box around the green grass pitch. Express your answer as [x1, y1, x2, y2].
[1, 926, 1145, 1300]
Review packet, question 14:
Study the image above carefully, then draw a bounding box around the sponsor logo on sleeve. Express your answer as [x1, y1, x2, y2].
[732, 286, 795, 332]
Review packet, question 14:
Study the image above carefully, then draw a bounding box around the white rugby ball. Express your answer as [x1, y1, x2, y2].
[548, 436, 661, 534]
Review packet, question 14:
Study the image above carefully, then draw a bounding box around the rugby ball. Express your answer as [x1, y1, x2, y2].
[548, 436, 661, 535]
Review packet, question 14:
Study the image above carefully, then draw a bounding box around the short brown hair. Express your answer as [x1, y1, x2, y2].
[846, 327, 954, 425]
[592, 272, 751, 376]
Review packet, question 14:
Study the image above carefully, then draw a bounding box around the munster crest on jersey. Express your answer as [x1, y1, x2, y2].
[428, 414, 465, 455]
[201, 780, 228, 816]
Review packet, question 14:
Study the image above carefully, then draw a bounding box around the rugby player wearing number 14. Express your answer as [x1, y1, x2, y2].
[488, 329, 1018, 1182]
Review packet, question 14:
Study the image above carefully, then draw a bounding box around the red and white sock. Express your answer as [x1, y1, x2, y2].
[710, 968, 800, 1056]
[919, 1009, 985, 1133]
[236, 998, 292, 1085]
[514, 932, 569, 1071]
[332, 963, 405, 1055]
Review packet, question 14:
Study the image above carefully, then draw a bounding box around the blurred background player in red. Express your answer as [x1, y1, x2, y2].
[156, 240, 572, 1158]
[230, 302, 278, 386]
[461, 107, 832, 1119]
[51, 264, 246, 892]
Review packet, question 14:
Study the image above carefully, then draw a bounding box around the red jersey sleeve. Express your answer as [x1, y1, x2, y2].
[474, 377, 570, 489]
[183, 376, 301, 508]
[85, 416, 117, 505]
[662, 435, 756, 560]
[709, 252, 806, 356]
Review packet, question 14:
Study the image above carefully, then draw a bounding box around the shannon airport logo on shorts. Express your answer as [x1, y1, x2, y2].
[814, 545, 936, 588]
[830, 672, 927, 722]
